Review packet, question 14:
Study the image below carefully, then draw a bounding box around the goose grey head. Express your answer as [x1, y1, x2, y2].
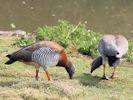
[65, 61, 75, 79]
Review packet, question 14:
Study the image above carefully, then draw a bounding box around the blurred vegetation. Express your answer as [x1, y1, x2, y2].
[125, 39, 133, 62]
[16, 20, 132, 61]
[16, 20, 102, 57]
[15, 35, 34, 47]
[36, 20, 71, 48]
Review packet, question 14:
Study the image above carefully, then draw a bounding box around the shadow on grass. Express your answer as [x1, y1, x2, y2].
[0, 81, 19, 87]
[75, 73, 102, 86]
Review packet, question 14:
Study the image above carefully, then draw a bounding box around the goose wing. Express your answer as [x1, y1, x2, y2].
[10, 41, 64, 61]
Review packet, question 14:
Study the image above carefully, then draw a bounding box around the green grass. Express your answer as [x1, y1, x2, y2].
[0, 36, 133, 100]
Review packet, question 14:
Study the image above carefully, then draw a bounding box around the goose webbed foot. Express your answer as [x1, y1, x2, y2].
[35, 69, 39, 81]
[35, 76, 39, 81]
[101, 75, 111, 80]
[110, 75, 119, 80]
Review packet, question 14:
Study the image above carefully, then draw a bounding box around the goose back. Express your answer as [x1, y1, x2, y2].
[9, 41, 65, 62]
[98, 34, 128, 58]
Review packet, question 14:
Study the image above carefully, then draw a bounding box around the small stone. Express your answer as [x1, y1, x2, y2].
[22, 1, 26, 5]
[84, 21, 87, 24]
[52, 14, 55, 17]
[30, 6, 34, 10]
[10, 23, 16, 28]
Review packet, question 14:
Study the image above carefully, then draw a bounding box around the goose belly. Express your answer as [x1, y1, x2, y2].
[31, 47, 60, 68]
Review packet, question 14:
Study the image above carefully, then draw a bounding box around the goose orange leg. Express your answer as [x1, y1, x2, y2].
[45, 69, 51, 81]
[35, 69, 39, 80]
[101, 64, 111, 80]
[110, 67, 117, 79]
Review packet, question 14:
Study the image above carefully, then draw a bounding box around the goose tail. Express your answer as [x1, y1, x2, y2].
[91, 56, 102, 73]
[5, 54, 16, 64]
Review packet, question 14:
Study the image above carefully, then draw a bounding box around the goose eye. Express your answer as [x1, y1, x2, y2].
[116, 52, 119, 54]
